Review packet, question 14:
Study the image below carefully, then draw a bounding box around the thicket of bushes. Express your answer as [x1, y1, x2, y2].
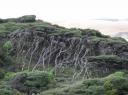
[0, 83, 22, 95]
[41, 72, 128, 95]
[0, 70, 55, 95]
[0, 15, 128, 95]
[9, 70, 54, 94]
[0, 15, 36, 23]
[0, 71, 127, 95]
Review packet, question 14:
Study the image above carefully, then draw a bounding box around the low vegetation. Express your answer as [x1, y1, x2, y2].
[41, 72, 128, 95]
[0, 15, 127, 95]
[9, 70, 54, 94]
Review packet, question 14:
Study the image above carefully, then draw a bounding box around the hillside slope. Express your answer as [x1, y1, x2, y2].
[0, 15, 128, 95]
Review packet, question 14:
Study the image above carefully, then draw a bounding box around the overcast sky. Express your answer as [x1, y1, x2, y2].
[1, 0, 128, 38]
[0, 0, 128, 22]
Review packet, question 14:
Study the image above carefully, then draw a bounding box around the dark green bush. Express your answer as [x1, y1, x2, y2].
[0, 47, 12, 67]
[0, 69, 6, 79]
[18, 15, 36, 23]
[104, 72, 128, 95]
[0, 48, 5, 66]
[0, 19, 4, 23]
[41, 72, 128, 95]
[88, 55, 128, 68]
[89, 36, 127, 45]
[81, 29, 104, 37]
[5, 18, 17, 22]
[0, 82, 22, 95]
[3, 41, 12, 54]
[88, 55, 126, 63]
[4, 72, 16, 81]
[75, 79, 105, 95]
[10, 70, 54, 94]
[88, 55, 128, 77]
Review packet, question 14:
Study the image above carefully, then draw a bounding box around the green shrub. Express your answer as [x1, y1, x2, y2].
[104, 72, 128, 95]
[0, 19, 4, 23]
[0, 89, 14, 95]
[0, 69, 6, 79]
[89, 36, 127, 45]
[88, 55, 128, 68]
[41, 72, 128, 95]
[88, 55, 122, 62]
[5, 18, 17, 22]
[10, 70, 54, 94]
[81, 29, 104, 37]
[83, 79, 103, 86]
[105, 89, 118, 95]
[105, 72, 125, 79]
[4, 72, 16, 81]
[0, 48, 5, 66]
[0, 47, 13, 68]
[76, 79, 105, 95]
[18, 15, 36, 23]
[0, 41, 13, 67]
[0, 82, 22, 95]
[3, 41, 12, 54]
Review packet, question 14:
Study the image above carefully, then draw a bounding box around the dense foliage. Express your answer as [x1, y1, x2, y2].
[9, 71, 54, 94]
[0, 15, 128, 95]
[41, 72, 128, 95]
